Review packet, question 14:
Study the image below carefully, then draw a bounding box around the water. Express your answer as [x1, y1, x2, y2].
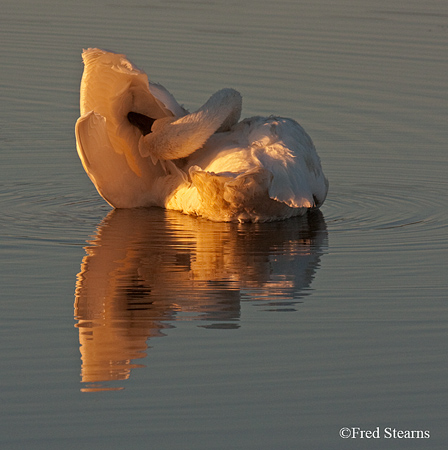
[1, 0, 447, 448]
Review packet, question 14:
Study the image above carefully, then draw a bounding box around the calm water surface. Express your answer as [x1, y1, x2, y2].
[1, 0, 447, 448]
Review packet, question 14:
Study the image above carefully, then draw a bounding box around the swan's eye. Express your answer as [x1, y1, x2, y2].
[127, 112, 156, 136]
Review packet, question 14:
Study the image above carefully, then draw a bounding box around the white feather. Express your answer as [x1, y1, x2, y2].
[75, 49, 328, 222]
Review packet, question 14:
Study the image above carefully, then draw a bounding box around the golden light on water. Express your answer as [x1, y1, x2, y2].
[74, 208, 327, 390]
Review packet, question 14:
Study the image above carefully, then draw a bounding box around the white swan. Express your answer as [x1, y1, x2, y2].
[75, 48, 328, 222]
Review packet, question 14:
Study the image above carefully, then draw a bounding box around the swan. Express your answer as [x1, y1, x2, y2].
[75, 48, 328, 222]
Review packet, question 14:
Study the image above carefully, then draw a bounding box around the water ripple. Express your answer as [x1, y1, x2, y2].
[0, 181, 108, 244]
[324, 179, 446, 238]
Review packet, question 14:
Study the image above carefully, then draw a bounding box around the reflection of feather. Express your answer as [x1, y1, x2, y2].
[74, 208, 327, 389]
[75, 48, 328, 222]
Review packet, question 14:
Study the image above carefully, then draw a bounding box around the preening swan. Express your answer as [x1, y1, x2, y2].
[75, 48, 328, 222]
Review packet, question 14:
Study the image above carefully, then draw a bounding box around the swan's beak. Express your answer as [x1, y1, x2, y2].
[127, 112, 156, 136]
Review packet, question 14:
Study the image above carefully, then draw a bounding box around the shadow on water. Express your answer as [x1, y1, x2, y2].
[74, 208, 328, 391]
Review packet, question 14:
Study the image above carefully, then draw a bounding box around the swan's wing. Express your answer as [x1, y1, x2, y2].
[79, 49, 239, 166]
[248, 117, 329, 208]
[139, 88, 242, 161]
[79, 48, 186, 175]
[75, 111, 130, 203]
[147, 82, 186, 118]
[80, 48, 184, 118]
[75, 111, 148, 208]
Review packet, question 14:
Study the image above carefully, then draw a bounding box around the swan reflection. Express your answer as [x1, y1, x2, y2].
[74, 208, 327, 391]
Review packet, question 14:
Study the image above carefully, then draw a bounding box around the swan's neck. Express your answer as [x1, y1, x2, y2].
[138, 88, 242, 161]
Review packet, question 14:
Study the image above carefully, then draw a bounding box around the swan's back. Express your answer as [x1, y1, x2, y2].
[246, 116, 328, 209]
[167, 116, 329, 222]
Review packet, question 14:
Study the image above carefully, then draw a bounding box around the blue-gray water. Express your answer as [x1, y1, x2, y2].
[1, 0, 447, 448]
